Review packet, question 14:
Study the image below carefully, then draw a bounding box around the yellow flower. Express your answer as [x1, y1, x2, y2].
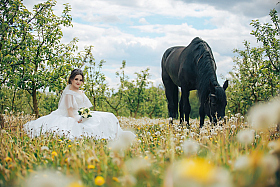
[68, 145, 72, 148]
[95, 176, 105, 186]
[68, 181, 84, 187]
[144, 156, 149, 160]
[5, 157, 12, 162]
[87, 165, 95, 169]
[28, 169, 35, 173]
[51, 151, 58, 158]
[177, 158, 215, 184]
[112, 177, 120, 182]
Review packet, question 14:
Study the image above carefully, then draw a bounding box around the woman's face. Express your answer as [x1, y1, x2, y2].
[71, 75, 83, 90]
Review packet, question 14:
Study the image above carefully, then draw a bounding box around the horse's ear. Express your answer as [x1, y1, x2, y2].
[209, 80, 215, 94]
[223, 80, 229, 90]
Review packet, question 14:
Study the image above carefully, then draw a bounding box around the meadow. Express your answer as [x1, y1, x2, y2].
[1, 105, 280, 187]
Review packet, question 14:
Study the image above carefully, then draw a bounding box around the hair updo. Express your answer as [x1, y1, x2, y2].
[68, 69, 84, 84]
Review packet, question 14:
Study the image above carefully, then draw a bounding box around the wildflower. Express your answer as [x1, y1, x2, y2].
[87, 165, 95, 169]
[267, 141, 280, 153]
[234, 155, 250, 170]
[175, 146, 182, 151]
[5, 157, 12, 162]
[94, 176, 105, 186]
[24, 170, 72, 187]
[235, 113, 241, 118]
[261, 154, 279, 175]
[108, 131, 135, 152]
[125, 158, 150, 174]
[0, 129, 6, 134]
[172, 158, 229, 186]
[41, 146, 49, 151]
[119, 175, 137, 186]
[182, 139, 199, 156]
[248, 98, 280, 130]
[112, 177, 120, 183]
[87, 156, 96, 163]
[68, 145, 72, 148]
[237, 129, 254, 145]
[51, 151, 58, 158]
[68, 181, 84, 187]
[155, 131, 160, 136]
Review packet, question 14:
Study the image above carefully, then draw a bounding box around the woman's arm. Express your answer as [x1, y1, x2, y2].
[67, 107, 82, 123]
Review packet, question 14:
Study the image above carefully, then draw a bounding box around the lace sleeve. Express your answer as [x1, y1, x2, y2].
[82, 92, 93, 108]
[58, 93, 78, 110]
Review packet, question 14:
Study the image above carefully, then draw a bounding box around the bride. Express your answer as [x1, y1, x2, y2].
[24, 69, 135, 140]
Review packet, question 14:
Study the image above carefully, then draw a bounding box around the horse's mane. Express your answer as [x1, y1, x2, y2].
[191, 37, 219, 102]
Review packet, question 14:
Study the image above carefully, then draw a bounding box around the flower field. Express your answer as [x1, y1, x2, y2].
[1, 107, 280, 187]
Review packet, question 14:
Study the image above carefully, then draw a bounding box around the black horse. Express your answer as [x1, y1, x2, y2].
[161, 37, 228, 127]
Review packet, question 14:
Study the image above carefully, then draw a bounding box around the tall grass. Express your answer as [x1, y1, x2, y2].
[0, 111, 279, 187]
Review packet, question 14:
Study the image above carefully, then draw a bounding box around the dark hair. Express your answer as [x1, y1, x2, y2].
[68, 69, 84, 84]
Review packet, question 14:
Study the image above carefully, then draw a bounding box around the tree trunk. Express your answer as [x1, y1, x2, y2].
[11, 88, 16, 111]
[32, 84, 39, 118]
[93, 96, 96, 111]
[134, 104, 139, 118]
[149, 105, 156, 119]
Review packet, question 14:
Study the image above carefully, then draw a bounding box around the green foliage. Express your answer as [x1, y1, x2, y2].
[0, 1, 193, 120]
[83, 46, 107, 111]
[227, 9, 280, 115]
[123, 68, 150, 118]
[0, 0, 95, 117]
[189, 90, 199, 119]
[251, 9, 280, 73]
[103, 60, 127, 116]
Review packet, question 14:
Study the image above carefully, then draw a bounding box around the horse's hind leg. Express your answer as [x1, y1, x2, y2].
[181, 87, 191, 127]
[162, 76, 178, 121]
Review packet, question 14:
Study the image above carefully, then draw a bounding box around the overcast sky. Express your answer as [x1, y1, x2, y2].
[23, 0, 280, 88]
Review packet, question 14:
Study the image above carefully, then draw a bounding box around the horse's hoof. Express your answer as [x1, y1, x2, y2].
[169, 117, 173, 124]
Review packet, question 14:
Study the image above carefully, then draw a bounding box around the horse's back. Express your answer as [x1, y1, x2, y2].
[162, 46, 186, 86]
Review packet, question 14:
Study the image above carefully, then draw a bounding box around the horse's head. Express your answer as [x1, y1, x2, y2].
[205, 80, 228, 123]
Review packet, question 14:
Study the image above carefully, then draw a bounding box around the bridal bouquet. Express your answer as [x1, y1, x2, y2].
[78, 107, 92, 118]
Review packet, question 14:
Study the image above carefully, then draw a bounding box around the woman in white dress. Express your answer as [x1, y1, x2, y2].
[24, 69, 135, 140]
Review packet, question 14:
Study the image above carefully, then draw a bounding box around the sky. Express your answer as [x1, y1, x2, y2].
[23, 0, 280, 89]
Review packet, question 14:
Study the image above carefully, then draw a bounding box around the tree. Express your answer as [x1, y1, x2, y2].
[143, 84, 168, 118]
[251, 9, 280, 73]
[123, 68, 150, 118]
[1, 0, 87, 117]
[189, 90, 199, 119]
[103, 60, 128, 116]
[84, 51, 107, 111]
[1, 0, 33, 85]
[227, 9, 280, 115]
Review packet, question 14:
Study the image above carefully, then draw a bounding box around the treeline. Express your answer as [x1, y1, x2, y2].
[1, 0, 279, 119]
[0, 0, 201, 119]
[226, 9, 280, 115]
[0, 60, 200, 119]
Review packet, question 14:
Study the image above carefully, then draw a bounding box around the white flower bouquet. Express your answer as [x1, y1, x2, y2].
[78, 107, 92, 118]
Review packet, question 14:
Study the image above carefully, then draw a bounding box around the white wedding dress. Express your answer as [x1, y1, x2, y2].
[24, 85, 135, 140]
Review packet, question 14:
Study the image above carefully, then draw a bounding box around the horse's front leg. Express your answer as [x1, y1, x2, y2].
[199, 105, 205, 128]
[179, 95, 184, 124]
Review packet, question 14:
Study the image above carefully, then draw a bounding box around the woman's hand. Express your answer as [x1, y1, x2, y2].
[77, 116, 82, 123]
[67, 107, 82, 123]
